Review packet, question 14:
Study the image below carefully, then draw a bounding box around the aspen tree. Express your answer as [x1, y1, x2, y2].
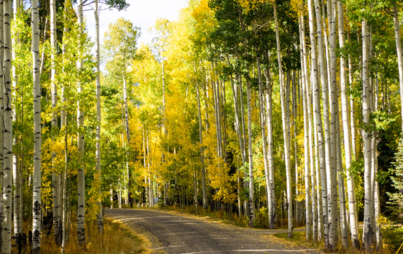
[0, 0, 4, 238]
[256, 53, 270, 229]
[393, 4, 403, 132]
[328, 0, 339, 247]
[307, 0, 328, 245]
[273, 1, 292, 237]
[2, 0, 12, 251]
[264, 57, 275, 229]
[374, 74, 382, 251]
[339, 1, 359, 249]
[94, 0, 103, 233]
[313, 0, 332, 243]
[362, 19, 374, 252]
[196, 77, 206, 209]
[12, 0, 22, 239]
[246, 74, 254, 226]
[301, 46, 311, 240]
[31, 0, 42, 250]
[293, 71, 299, 224]
[76, 0, 86, 248]
[299, 10, 316, 239]
[50, 0, 61, 245]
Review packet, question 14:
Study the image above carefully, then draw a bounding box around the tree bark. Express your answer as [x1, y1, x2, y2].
[307, 0, 328, 245]
[393, 4, 403, 132]
[31, 0, 42, 250]
[301, 49, 311, 240]
[256, 54, 270, 230]
[94, 0, 103, 233]
[50, 0, 61, 245]
[339, 1, 359, 249]
[264, 60, 275, 229]
[77, 0, 86, 248]
[196, 79, 206, 209]
[273, 1, 292, 237]
[362, 19, 374, 252]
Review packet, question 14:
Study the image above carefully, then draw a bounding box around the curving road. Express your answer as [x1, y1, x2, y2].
[105, 208, 319, 254]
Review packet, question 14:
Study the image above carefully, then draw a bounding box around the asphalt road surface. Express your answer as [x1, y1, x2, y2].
[105, 208, 319, 254]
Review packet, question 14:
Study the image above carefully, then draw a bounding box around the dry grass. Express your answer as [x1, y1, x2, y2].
[273, 231, 396, 254]
[21, 216, 149, 254]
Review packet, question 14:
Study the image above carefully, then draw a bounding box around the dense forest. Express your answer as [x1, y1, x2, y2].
[0, 0, 402, 253]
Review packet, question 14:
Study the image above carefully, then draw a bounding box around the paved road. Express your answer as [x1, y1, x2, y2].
[105, 209, 319, 254]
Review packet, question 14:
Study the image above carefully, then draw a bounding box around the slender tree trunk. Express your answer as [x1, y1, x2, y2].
[264, 61, 275, 229]
[339, 1, 359, 249]
[12, 1, 21, 239]
[256, 55, 271, 230]
[347, 29, 357, 160]
[328, 0, 338, 248]
[50, 0, 61, 245]
[274, 1, 292, 237]
[373, 74, 382, 251]
[393, 4, 403, 132]
[293, 71, 299, 224]
[76, 0, 86, 248]
[31, 0, 42, 250]
[301, 52, 311, 240]
[246, 74, 255, 227]
[0, 0, 3, 243]
[2, 0, 12, 251]
[307, 0, 328, 245]
[238, 73, 249, 217]
[313, 0, 331, 243]
[362, 19, 374, 252]
[94, 0, 103, 233]
[123, 75, 132, 207]
[299, 12, 317, 239]
[61, 116, 68, 254]
[196, 79, 206, 209]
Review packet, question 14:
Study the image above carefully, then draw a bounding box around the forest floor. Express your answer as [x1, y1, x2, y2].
[24, 216, 150, 254]
[105, 208, 319, 254]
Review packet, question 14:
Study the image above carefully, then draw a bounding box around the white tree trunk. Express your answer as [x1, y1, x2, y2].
[246, 76, 255, 227]
[274, 1, 292, 237]
[307, 0, 328, 245]
[94, 0, 103, 233]
[123, 75, 131, 206]
[77, 0, 86, 248]
[328, 0, 338, 248]
[299, 12, 316, 239]
[373, 73, 382, 251]
[31, 0, 42, 251]
[362, 19, 374, 252]
[196, 80, 206, 209]
[12, 0, 21, 238]
[0, 0, 3, 235]
[393, 4, 403, 132]
[338, 1, 359, 249]
[50, 0, 61, 245]
[264, 62, 275, 229]
[293, 72, 299, 224]
[2, 0, 12, 251]
[301, 50, 311, 240]
[256, 55, 271, 230]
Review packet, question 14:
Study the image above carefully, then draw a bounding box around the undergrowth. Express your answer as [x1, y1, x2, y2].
[20, 215, 149, 254]
[273, 230, 399, 254]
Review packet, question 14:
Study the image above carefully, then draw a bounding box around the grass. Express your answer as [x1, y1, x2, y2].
[273, 230, 398, 254]
[21, 216, 149, 254]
